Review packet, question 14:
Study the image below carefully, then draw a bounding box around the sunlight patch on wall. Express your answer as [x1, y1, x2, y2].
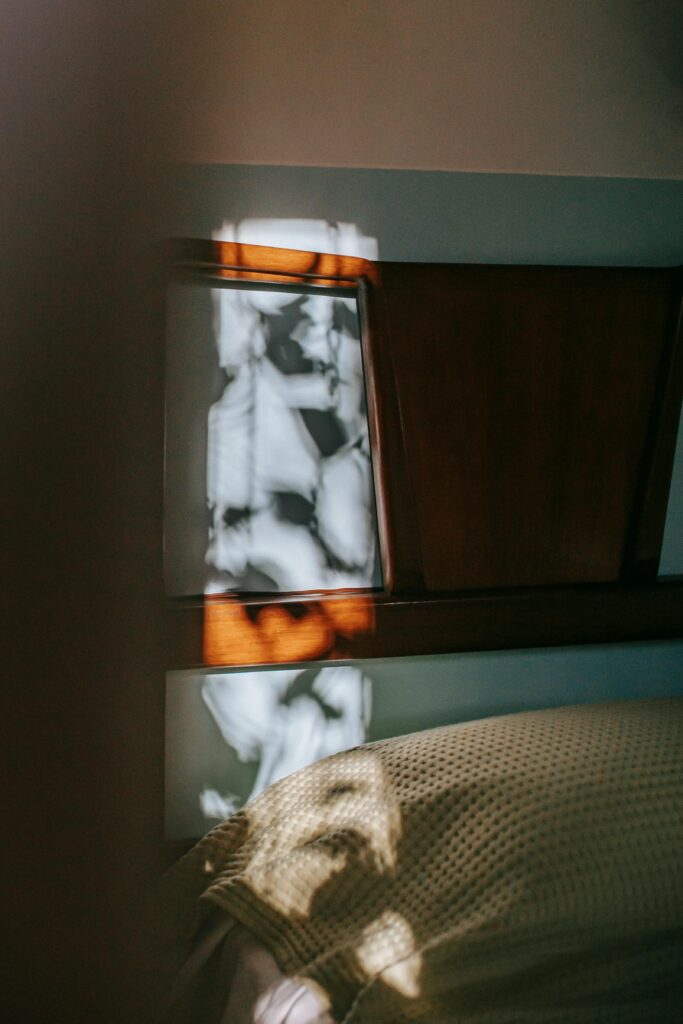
[164, 218, 381, 597]
[165, 219, 381, 840]
[205, 284, 380, 593]
[199, 665, 372, 823]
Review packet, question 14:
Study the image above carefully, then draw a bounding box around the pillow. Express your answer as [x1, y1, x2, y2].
[162, 698, 683, 1023]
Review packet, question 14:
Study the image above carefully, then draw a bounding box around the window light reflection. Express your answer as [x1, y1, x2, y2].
[200, 666, 372, 823]
[205, 219, 381, 597]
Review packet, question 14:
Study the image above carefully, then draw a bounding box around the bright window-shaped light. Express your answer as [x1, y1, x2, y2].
[165, 665, 373, 841]
[165, 280, 382, 595]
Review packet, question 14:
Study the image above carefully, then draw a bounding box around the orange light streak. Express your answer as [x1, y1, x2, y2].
[203, 594, 376, 667]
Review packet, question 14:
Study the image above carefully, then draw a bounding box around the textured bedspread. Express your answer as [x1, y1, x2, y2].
[162, 698, 683, 1022]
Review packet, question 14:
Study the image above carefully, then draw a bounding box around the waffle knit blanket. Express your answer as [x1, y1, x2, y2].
[161, 698, 683, 1022]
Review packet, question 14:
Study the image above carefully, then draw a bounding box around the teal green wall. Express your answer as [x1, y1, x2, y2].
[364, 642, 683, 739]
[167, 164, 683, 266]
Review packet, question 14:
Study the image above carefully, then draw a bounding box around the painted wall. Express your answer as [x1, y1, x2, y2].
[166, 162, 683, 572]
[167, 163, 683, 266]
[163, 160, 683, 845]
[168, 0, 683, 179]
[163, 2, 683, 832]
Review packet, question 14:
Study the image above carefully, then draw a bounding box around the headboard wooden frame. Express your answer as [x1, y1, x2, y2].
[166, 240, 683, 671]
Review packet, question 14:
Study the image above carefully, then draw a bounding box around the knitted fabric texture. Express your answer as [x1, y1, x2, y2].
[163, 698, 683, 1023]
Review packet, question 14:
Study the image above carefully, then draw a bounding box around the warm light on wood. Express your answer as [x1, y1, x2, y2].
[173, 239, 379, 289]
[203, 594, 376, 667]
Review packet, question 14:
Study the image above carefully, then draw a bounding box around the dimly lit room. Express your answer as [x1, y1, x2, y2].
[4, 2, 683, 1021]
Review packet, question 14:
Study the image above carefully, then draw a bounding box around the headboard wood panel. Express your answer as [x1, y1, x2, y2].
[166, 242, 683, 669]
[376, 263, 682, 591]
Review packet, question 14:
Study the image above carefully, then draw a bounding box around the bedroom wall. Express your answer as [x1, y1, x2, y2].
[162, 0, 683, 525]
[166, 0, 683, 179]
[164, 0, 683, 687]
[162, 1, 683, 840]
[165, 161, 683, 573]
[4, 4, 169, 1019]
[163, 0, 683, 580]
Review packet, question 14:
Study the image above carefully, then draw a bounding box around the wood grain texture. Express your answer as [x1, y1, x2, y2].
[164, 245, 683, 669]
[378, 263, 680, 590]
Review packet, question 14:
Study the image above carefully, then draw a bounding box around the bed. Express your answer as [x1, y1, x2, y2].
[161, 698, 683, 1023]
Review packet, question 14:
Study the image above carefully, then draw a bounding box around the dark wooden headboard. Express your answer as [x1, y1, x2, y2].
[165, 241, 683, 671]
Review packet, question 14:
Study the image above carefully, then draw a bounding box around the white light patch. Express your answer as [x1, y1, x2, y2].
[200, 666, 372, 820]
[213, 218, 379, 261]
[204, 218, 381, 595]
[356, 910, 423, 998]
[242, 750, 401, 919]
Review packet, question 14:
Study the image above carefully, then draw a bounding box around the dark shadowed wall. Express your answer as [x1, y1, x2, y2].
[2, 4, 175, 1019]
